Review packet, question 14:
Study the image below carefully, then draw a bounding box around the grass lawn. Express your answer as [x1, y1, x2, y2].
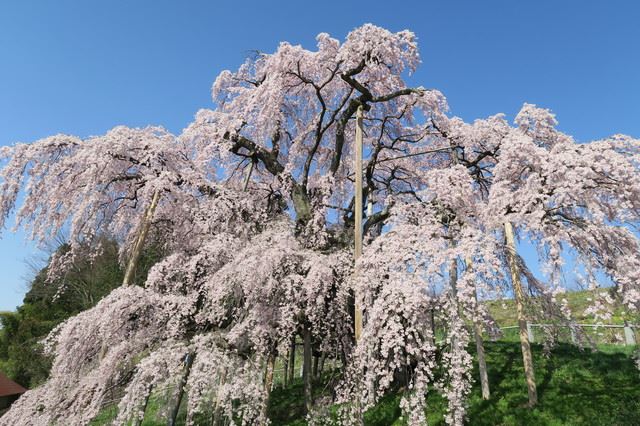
[487, 289, 640, 328]
[98, 342, 638, 425]
[320, 342, 639, 426]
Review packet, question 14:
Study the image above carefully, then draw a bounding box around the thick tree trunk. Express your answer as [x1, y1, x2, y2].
[168, 352, 195, 426]
[292, 183, 312, 224]
[504, 222, 538, 406]
[123, 189, 161, 286]
[302, 325, 313, 413]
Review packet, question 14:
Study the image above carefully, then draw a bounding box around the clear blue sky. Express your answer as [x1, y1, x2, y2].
[1, 0, 638, 310]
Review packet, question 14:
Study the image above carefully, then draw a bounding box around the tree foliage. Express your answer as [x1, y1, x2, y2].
[0, 239, 125, 388]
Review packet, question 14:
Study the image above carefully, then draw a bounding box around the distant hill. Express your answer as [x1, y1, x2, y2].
[487, 289, 639, 327]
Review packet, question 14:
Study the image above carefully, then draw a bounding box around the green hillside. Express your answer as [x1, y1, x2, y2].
[487, 289, 639, 327]
[91, 342, 640, 426]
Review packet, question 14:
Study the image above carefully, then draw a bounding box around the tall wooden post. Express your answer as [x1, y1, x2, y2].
[302, 325, 313, 413]
[504, 222, 538, 406]
[473, 310, 491, 400]
[123, 189, 161, 286]
[260, 353, 276, 424]
[283, 351, 289, 388]
[465, 257, 490, 400]
[352, 105, 366, 426]
[168, 352, 195, 426]
[132, 384, 154, 426]
[101, 190, 160, 361]
[212, 368, 227, 426]
[354, 105, 364, 342]
[288, 337, 296, 383]
[243, 160, 255, 192]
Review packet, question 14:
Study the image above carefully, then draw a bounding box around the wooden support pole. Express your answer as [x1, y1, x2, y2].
[312, 354, 319, 379]
[354, 105, 364, 342]
[318, 352, 326, 377]
[288, 337, 296, 383]
[352, 104, 366, 426]
[260, 354, 276, 424]
[473, 320, 491, 400]
[527, 322, 535, 343]
[168, 352, 195, 426]
[504, 222, 538, 407]
[283, 351, 289, 388]
[123, 189, 161, 286]
[624, 322, 636, 346]
[212, 368, 227, 426]
[243, 160, 255, 192]
[132, 384, 154, 426]
[302, 325, 313, 413]
[465, 256, 491, 400]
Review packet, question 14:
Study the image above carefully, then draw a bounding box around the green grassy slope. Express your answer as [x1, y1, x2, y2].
[74, 289, 640, 425]
[273, 343, 639, 426]
[91, 342, 640, 426]
[487, 289, 639, 326]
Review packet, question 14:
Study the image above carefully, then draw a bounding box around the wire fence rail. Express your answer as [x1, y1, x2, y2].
[499, 323, 638, 346]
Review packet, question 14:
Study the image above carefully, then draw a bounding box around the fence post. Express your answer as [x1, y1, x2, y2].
[570, 327, 577, 344]
[527, 322, 534, 343]
[624, 324, 636, 346]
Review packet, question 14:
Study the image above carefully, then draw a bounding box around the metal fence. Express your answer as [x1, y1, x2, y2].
[499, 323, 638, 346]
